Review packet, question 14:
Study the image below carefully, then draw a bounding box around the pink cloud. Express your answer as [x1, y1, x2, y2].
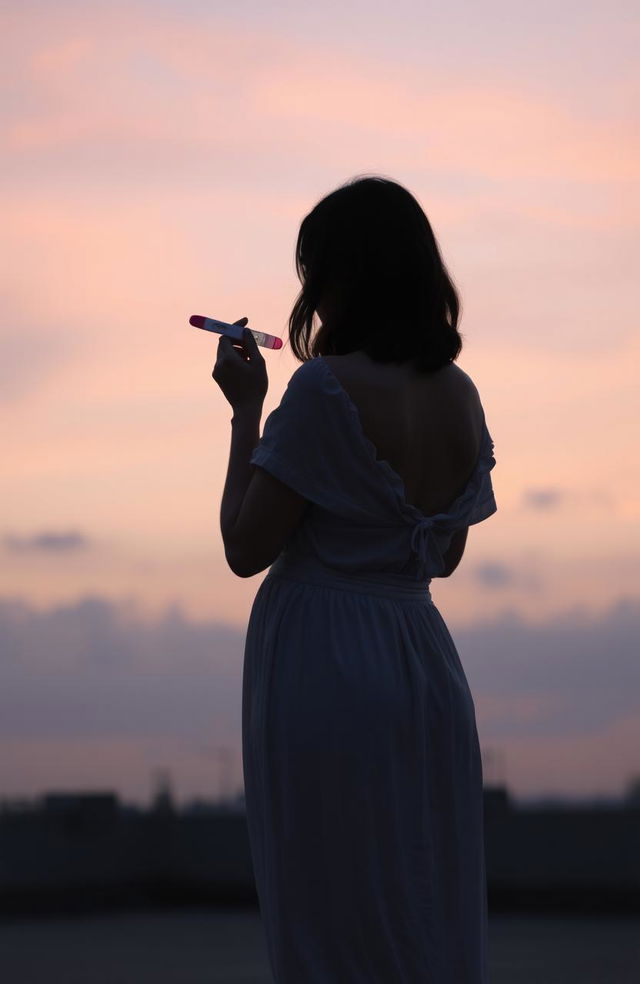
[494, 711, 640, 800]
[3, 3, 637, 184]
[0, 735, 237, 808]
[2, 1, 638, 628]
[478, 692, 569, 729]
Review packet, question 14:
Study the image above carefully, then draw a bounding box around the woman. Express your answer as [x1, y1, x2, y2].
[214, 175, 497, 982]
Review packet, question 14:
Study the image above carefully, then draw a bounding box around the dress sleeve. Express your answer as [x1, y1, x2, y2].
[249, 360, 357, 512]
[466, 427, 497, 526]
[467, 471, 497, 525]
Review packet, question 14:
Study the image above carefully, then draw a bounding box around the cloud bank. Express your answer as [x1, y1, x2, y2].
[0, 592, 638, 803]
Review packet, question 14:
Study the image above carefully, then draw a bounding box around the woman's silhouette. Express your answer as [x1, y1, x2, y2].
[240, 175, 497, 982]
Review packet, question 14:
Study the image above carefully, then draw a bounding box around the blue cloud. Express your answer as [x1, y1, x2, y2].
[3, 530, 90, 553]
[522, 488, 564, 510]
[474, 562, 515, 587]
[0, 592, 638, 745]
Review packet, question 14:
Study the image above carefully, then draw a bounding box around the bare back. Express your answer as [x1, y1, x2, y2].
[322, 352, 485, 518]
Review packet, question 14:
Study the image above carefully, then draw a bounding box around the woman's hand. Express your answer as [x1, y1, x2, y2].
[212, 317, 269, 410]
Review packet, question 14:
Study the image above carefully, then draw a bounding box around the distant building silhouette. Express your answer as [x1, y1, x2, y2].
[150, 768, 176, 815]
[0, 780, 639, 915]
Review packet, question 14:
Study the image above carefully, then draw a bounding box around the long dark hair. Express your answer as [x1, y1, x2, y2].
[287, 174, 463, 373]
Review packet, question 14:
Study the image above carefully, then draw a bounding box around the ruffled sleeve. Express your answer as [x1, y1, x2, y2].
[250, 359, 377, 515]
[465, 427, 497, 526]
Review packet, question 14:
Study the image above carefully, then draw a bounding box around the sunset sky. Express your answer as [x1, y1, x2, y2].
[2, 0, 639, 808]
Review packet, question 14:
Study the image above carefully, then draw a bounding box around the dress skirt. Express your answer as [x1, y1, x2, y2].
[242, 553, 489, 984]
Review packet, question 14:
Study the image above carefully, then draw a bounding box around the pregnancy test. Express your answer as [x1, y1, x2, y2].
[189, 315, 283, 349]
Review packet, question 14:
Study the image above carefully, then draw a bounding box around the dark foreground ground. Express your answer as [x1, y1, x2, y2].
[1, 907, 638, 983]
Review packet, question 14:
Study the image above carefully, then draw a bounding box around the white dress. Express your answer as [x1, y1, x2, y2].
[242, 355, 498, 983]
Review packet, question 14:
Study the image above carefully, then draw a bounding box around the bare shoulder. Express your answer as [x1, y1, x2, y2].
[443, 362, 481, 398]
[323, 353, 480, 403]
[438, 361, 475, 386]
